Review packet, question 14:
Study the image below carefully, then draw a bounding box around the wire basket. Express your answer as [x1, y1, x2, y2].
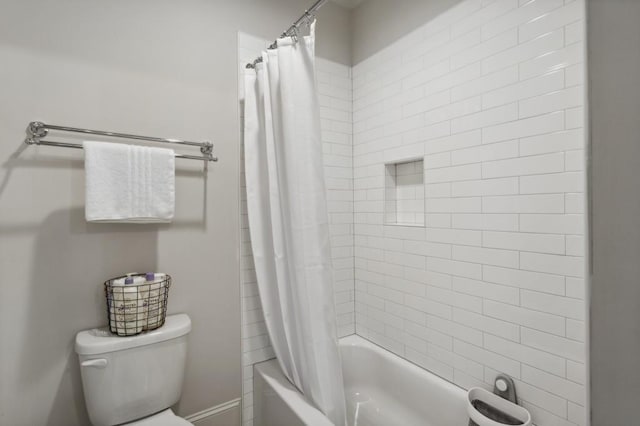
[104, 273, 171, 336]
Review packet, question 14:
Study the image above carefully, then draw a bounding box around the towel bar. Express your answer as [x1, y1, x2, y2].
[25, 121, 218, 162]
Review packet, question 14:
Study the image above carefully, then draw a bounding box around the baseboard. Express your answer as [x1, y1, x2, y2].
[185, 398, 242, 424]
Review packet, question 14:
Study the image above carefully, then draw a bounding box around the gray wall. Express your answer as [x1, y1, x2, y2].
[588, 0, 640, 425]
[317, 1, 352, 66]
[0, 1, 349, 425]
[351, 0, 463, 64]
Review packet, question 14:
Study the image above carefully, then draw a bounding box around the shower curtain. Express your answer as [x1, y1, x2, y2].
[243, 22, 347, 426]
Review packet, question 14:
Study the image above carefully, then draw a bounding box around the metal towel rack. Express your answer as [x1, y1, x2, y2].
[25, 121, 218, 162]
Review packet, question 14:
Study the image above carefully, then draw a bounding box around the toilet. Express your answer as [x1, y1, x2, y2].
[75, 314, 193, 426]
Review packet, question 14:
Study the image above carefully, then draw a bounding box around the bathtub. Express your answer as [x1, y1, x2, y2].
[253, 335, 469, 426]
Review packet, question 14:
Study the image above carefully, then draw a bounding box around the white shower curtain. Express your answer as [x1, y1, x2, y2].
[243, 22, 347, 426]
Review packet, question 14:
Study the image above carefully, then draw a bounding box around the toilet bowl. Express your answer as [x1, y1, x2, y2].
[75, 314, 193, 426]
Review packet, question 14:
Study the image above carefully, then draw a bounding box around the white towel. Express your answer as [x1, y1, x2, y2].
[83, 141, 175, 223]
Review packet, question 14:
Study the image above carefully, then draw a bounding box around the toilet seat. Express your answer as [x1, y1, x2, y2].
[125, 409, 192, 426]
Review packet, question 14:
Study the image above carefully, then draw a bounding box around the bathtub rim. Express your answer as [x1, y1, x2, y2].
[253, 334, 469, 426]
[253, 358, 333, 426]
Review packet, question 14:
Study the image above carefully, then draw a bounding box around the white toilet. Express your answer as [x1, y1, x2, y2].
[75, 313, 193, 426]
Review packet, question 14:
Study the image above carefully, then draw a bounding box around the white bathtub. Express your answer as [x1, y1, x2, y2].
[253, 335, 469, 426]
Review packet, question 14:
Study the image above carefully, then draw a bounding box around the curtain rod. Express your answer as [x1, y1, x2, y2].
[245, 0, 329, 69]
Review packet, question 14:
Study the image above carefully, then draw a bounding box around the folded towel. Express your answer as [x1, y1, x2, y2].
[83, 141, 175, 223]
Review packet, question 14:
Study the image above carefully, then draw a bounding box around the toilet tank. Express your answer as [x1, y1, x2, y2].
[75, 314, 191, 426]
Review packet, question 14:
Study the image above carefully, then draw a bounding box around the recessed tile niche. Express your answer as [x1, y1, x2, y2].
[384, 159, 425, 227]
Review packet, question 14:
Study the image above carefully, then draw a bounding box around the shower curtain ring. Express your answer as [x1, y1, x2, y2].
[303, 11, 313, 26]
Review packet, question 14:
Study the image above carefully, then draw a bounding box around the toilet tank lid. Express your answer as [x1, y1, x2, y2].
[75, 314, 191, 355]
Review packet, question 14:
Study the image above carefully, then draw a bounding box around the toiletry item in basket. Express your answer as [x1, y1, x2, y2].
[110, 276, 144, 335]
[142, 272, 167, 329]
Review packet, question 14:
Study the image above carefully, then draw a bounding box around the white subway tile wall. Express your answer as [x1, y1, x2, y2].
[238, 33, 354, 426]
[239, 0, 587, 424]
[353, 1, 587, 426]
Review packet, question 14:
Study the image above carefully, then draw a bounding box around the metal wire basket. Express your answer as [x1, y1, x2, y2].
[104, 273, 171, 336]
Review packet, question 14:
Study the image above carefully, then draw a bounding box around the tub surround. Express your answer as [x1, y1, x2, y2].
[240, 1, 588, 425]
[352, 1, 588, 425]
